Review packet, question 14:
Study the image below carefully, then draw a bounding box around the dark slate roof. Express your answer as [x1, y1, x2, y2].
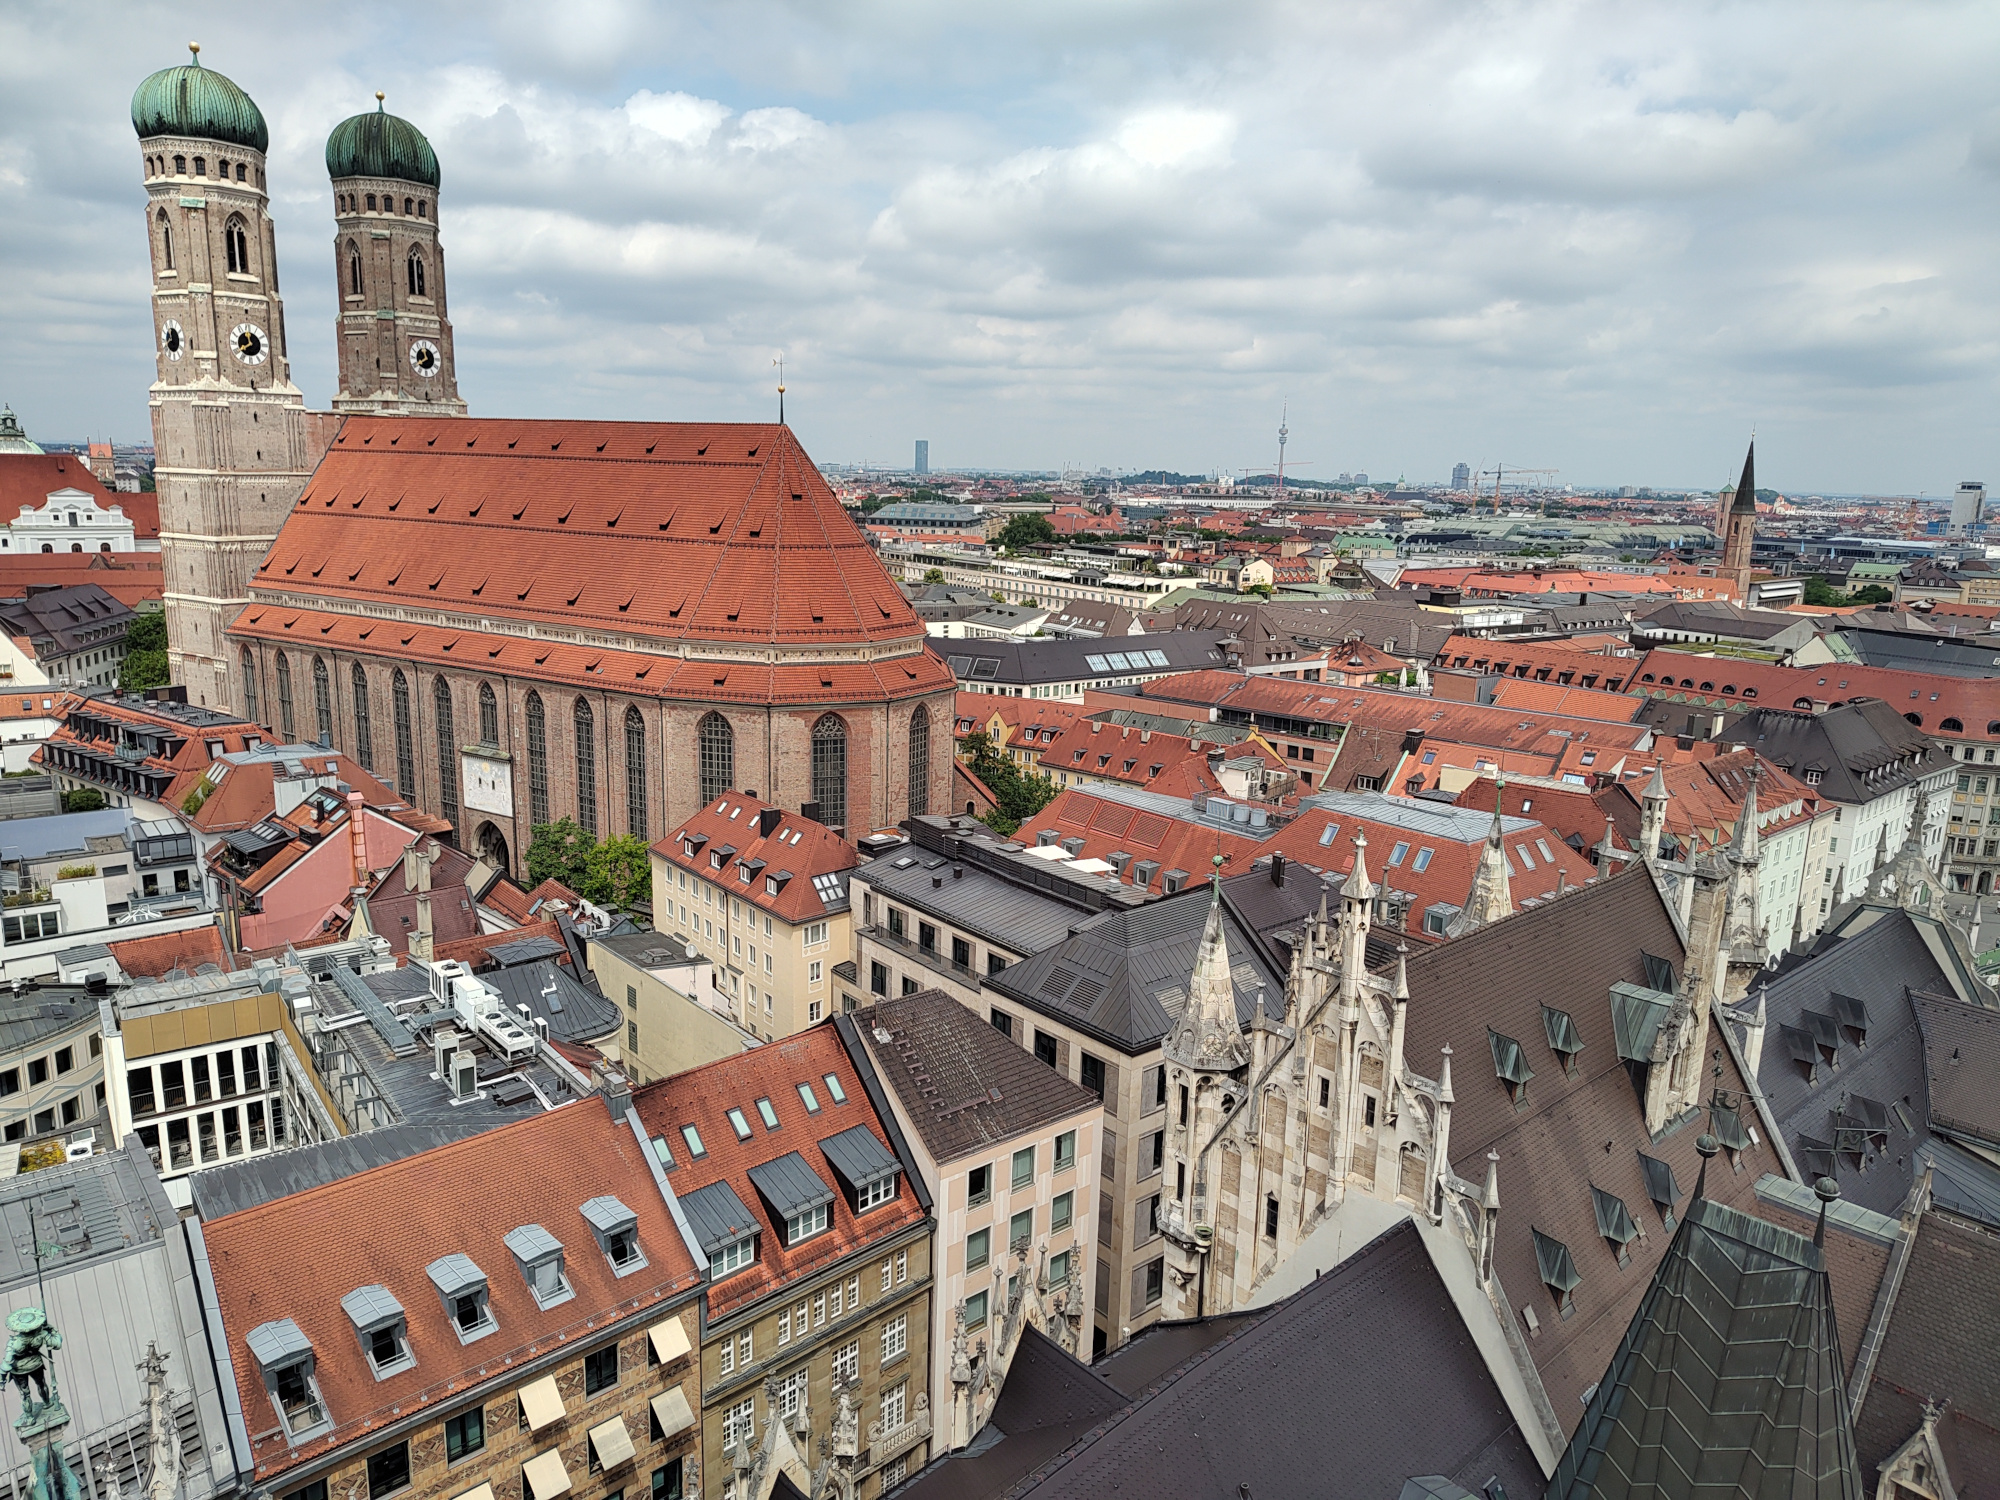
[485, 934, 569, 967]
[679, 1178, 758, 1255]
[986, 884, 1285, 1055]
[189, 1122, 492, 1218]
[0, 988, 100, 1055]
[744, 1151, 835, 1220]
[1717, 699, 1947, 807]
[478, 959, 622, 1044]
[1747, 911, 1954, 1217]
[857, 992, 1102, 1164]
[938, 630, 1232, 688]
[1912, 986, 2000, 1153]
[1547, 1189, 1862, 1498]
[860, 851, 1088, 956]
[1850, 1209, 2000, 1490]
[893, 1220, 1539, 1500]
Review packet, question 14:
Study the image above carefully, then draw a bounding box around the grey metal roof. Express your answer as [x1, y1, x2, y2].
[503, 1224, 563, 1263]
[486, 934, 568, 967]
[339, 1283, 404, 1330]
[0, 989, 101, 1054]
[579, 1194, 637, 1233]
[426, 1253, 488, 1300]
[818, 1124, 901, 1190]
[859, 852, 1086, 956]
[245, 1317, 313, 1370]
[479, 960, 622, 1044]
[190, 1121, 490, 1218]
[678, 1179, 759, 1255]
[1298, 787, 1543, 842]
[745, 1152, 836, 1220]
[939, 630, 1232, 687]
[989, 884, 1286, 1053]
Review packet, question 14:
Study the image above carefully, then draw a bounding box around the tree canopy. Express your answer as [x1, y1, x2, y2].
[998, 513, 1056, 550]
[524, 819, 653, 909]
[119, 611, 169, 692]
[962, 732, 1059, 837]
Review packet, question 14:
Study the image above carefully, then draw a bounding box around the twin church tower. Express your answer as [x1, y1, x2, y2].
[131, 46, 465, 706]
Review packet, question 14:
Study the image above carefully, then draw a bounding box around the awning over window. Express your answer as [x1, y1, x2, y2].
[518, 1374, 566, 1433]
[451, 1485, 496, 1500]
[648, 1317, 691, 1366]
[651, 1388, 696, 1440]
[522, 1450, 571, 1500]
[588, 1415, 636, 1471]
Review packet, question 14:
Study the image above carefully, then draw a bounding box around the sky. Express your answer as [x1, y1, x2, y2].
[1, 1, 1997, 492]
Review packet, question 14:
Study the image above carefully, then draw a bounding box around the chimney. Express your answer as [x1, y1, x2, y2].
[347, 790, 368, 893]
[1402, 728, 1425, 755]
[1270, 852, 1286, 888]
[411, 845, 436, 963]
[758, 806, 782, 836]
[800, 800, 822, 825]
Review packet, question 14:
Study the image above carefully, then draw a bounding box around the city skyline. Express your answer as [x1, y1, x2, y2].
[1, 1, 1997, 492]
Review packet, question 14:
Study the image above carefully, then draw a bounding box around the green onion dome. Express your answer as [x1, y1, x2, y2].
[131, 45, 269, 152]
[325, 96, 440, 188]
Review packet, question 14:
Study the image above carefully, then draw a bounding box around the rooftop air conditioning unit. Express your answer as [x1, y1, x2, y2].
[450, 1049, 478, 1102]
[433, 1027, 461, 1079]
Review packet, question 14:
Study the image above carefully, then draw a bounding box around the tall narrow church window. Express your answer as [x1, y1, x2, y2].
[156, 211, 174, 272]
[172, 155, 185, 175]
[225, 216, 247, 274]
[192, 156, 205, 177]
[366, 193, 376, 211]
[407, 251, 426, 298]
[434, 678, 459, 822]
[811, 714, 848, 832]
[351, 663, 373, 770]
[403, 197, 414, 215]
[908, 705, 930, 819]
[312, 657, 332, 743]
[697, 713, 733, 804]
[347, 242, 361, 296]
[574, 699, 598, 834]
[236, 163, 246, 182]
[624, 707, 648, 840]
[240, 649, 259, 724]
[478, 683, 499, 746]
[417, 201, 428, 219]
[275, 653, 294, 742]
[391, 670, 414, 797]
[525, 692, 549, 825]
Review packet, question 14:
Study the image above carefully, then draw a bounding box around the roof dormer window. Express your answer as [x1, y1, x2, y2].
[581, 1195, 647, 1277]
[426, 1254, 496, 1345]
[503, 1225, 574, 1311]
[247, 1318, 331, 1442]
[342, 1284, 416, 1380]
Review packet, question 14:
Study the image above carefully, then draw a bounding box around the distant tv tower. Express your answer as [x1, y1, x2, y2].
[1276, 405, 1288, 503]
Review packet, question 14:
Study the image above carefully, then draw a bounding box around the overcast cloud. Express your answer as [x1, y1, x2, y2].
[1, 0, 1996, 491]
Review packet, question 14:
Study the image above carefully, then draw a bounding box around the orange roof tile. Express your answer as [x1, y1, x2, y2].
[1628, 649, 2000, 742]
[1013, 788, 1264, 890]
[107, 923, 231, 979]
[0, 452, 159, 537]
[653, 792, 857, 925]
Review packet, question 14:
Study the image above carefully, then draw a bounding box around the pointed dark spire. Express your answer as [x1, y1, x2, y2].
[1732, 438, 1757, 514]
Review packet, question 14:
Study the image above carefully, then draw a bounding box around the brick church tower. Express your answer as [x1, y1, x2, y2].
[326, 97, 466, 416]
[132, 46, 339, 710]
[1722, 439, 1758, 602]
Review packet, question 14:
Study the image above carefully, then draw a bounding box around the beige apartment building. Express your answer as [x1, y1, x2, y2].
[853, 991, 1101, 1428]
[586, 929, 758, 1083]
[648, 793, 856, 1041]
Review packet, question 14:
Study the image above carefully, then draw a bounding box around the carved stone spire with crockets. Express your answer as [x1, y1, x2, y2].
[1448, 777, 1514, 936]
[1722, 760, 1768, 993]
[1164, 860, 1248, 1075]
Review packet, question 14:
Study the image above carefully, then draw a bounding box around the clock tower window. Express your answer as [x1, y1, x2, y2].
[157, 212, 174, 272]
[407, 251, 425, 298]
[225, 215, 250, 275]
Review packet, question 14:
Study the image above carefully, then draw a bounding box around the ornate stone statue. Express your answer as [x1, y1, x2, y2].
[4, 1309, 60, 1411]
[3, 1309, 81, 1500]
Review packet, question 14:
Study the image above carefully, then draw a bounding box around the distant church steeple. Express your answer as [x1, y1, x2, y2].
[1723, 439, 1758, 602]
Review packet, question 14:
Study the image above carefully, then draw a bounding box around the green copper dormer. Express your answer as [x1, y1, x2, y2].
[325, 94, 440, 188]
[131, 44, 269, 152]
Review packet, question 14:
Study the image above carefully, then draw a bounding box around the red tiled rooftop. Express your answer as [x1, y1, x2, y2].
[630, 1024, 923, 1319]
[654, 792, 857, 924]
[1628, 648, 2000, 742]
[0, 452, 159, 538]
[108, 923, 231, 979]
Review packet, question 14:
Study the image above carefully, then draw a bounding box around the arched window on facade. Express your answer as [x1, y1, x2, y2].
[525, 692, 549, 825]
[351, 663, 373, 770]
[312, 657, 332, 743]
[478, 683, 499, 746]
[275, 653, 294, 741]
[391, 670, 414, 796]
[172, 155, 185, 175]
[811, 713, 848, 832]
[574, 699, 598, 834]
[434, 678, 459, 821]
[225, 214, 249, 275]
[157, 211, 173, 272]
[697, 712, 734, 804]
[347, 242, 362, 296]
[407, 251, 426, 298]
[240, 649, 259, 723]
[908, 704, 930, 819]
[625, 707, 648, 839]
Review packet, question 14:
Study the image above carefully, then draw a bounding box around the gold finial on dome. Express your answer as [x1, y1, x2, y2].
[376, 90, 386, 107]
[188, 41, 201, 61]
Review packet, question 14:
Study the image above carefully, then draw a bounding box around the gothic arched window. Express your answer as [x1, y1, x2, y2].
[240, 648, 258, 723]
[625, 707, 648, 840]
[811, 713, 848, 832]
[172, 155, 185, 175]
[407, 250, 426, 298]
[156, 210, 174, 272]
[275, 652, 294, 741]
[525, 692, 549, 825]
[697, 712, 733, 804]
[403, 197, 414, 215]
[908, 704, 930, 819]
[192, 156, 204, 177]
[478, 682, 498, 746]
[574, 698, 597, 834]
[391, 669, 414, 797]
[434, 678, 458, 821]
[312, 656, 332, 742]
[351, 663, 373, 770]
[225, 215, 250, 275]
[346, 241, 362, 297]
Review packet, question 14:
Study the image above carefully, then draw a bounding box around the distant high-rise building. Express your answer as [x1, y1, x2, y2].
[1451, 461, 1470, 490]
[914, 439, 929, 475]
[1950, 481, 1985, 537]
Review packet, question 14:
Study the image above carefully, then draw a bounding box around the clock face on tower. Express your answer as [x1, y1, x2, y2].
[160, 321, 184, 361]
[231, 322, 269, 366]
[409, 339, 441, 378]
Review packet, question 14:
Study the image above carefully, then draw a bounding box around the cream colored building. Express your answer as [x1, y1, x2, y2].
[586, 928, 759, 1082]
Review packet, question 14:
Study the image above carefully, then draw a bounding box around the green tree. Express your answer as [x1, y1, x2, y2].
[923, 568, 946, 584]
[962, 733, 1059, 828]
[998, 513, 1056, 550]
[119, 611, 169, 692]
[581, 834, 651, 908]
[1801, 576, 1850, 607]
[1851, 584, 1893, 605]
[525, 817, 595, 891]
[62, 788, 106, 813]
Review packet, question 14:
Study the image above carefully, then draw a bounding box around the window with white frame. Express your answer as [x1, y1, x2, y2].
[809, 960, 823, 985]
[778, 1310, 792, 1345]
[786, 1204, 829, 1245]
[803, 922, 829, 947]
[713, 1235, 755, 1276]
[858, 1173, 897, 1212]
[881, 1314, 907, 1364]
[723, 1399, 755, 1450]
[880, 1383, 906, 1433]
[830, 1340, 858, 1385]
[776, 1368, 807, 1420]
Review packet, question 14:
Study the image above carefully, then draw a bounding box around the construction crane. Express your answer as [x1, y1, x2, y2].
[1471, 463, 1560, 514]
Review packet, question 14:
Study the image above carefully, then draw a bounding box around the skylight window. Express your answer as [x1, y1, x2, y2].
[649, 1135, 674, 1169]
[797, 1083, 821, 1113]
[1412, 848, 1433, 873]
[1106, 652, 1131, 670]
[682, 1124, 706, 1158]
[1515, 843, 1536, 870]
[1535, 839, 1554, 863]
[1388, 841, 1410, 866]
[823, 1073, 848, 1105]
[1318, 822, 1338, 847]
[1084, 655, 1110, 672]
[1145, 650, 1171, 667]
[727, 1108, 752, 1140]
[756, 1097, 780, 1130]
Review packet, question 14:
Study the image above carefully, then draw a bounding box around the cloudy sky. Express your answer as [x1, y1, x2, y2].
[2, 1, 1996, 491]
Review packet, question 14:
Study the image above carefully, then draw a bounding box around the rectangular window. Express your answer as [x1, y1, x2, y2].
[1148, 1130, 1164, 1175]
[797, 1082, 821, 1112]
[727, 1107, 752, 1140]
[1012, 1146, 1035, 1190]
[814, 1293, 826, 1327]
[989, 1009, 1013, 1039]
[881, 1382, 907, 1434]
[881, 1314, 907, 1364]
[967, 1163, 991, 1206]
[27, 1057, 47, 1087]
[722, 1399, 755, 1451]
[1144, 1258, 1163, 1308]
[1265, 1195, 1280, 1238]
[897, 1249, 907, 1283]
[366, 1443, 410, 1500]
[966, 1227, 990, 1272]
[786, 1203, 829, 1245]
[858, 1174, 897, 1211]
[713, 1237, 754, 1276]
[1079, 1053, 1105, 1101]
[445, 1408, 485, 1463]
[53, 1046, 72, 1075]
[1055, 1130, 1076, 1172]
[1010, 1208, 1033, 1252]
[776, 1368, 807, 1420]
[823, 1073, 847, 1104]
[963, 1291, 989, 1329]
[830, 1340, 859, 1384]
[651, 1460, 683, 1500]
[1034, 1031, 1059, 1068]
[1051, 1191, 1073, 1233]
[584, 1344, 619, 1396]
